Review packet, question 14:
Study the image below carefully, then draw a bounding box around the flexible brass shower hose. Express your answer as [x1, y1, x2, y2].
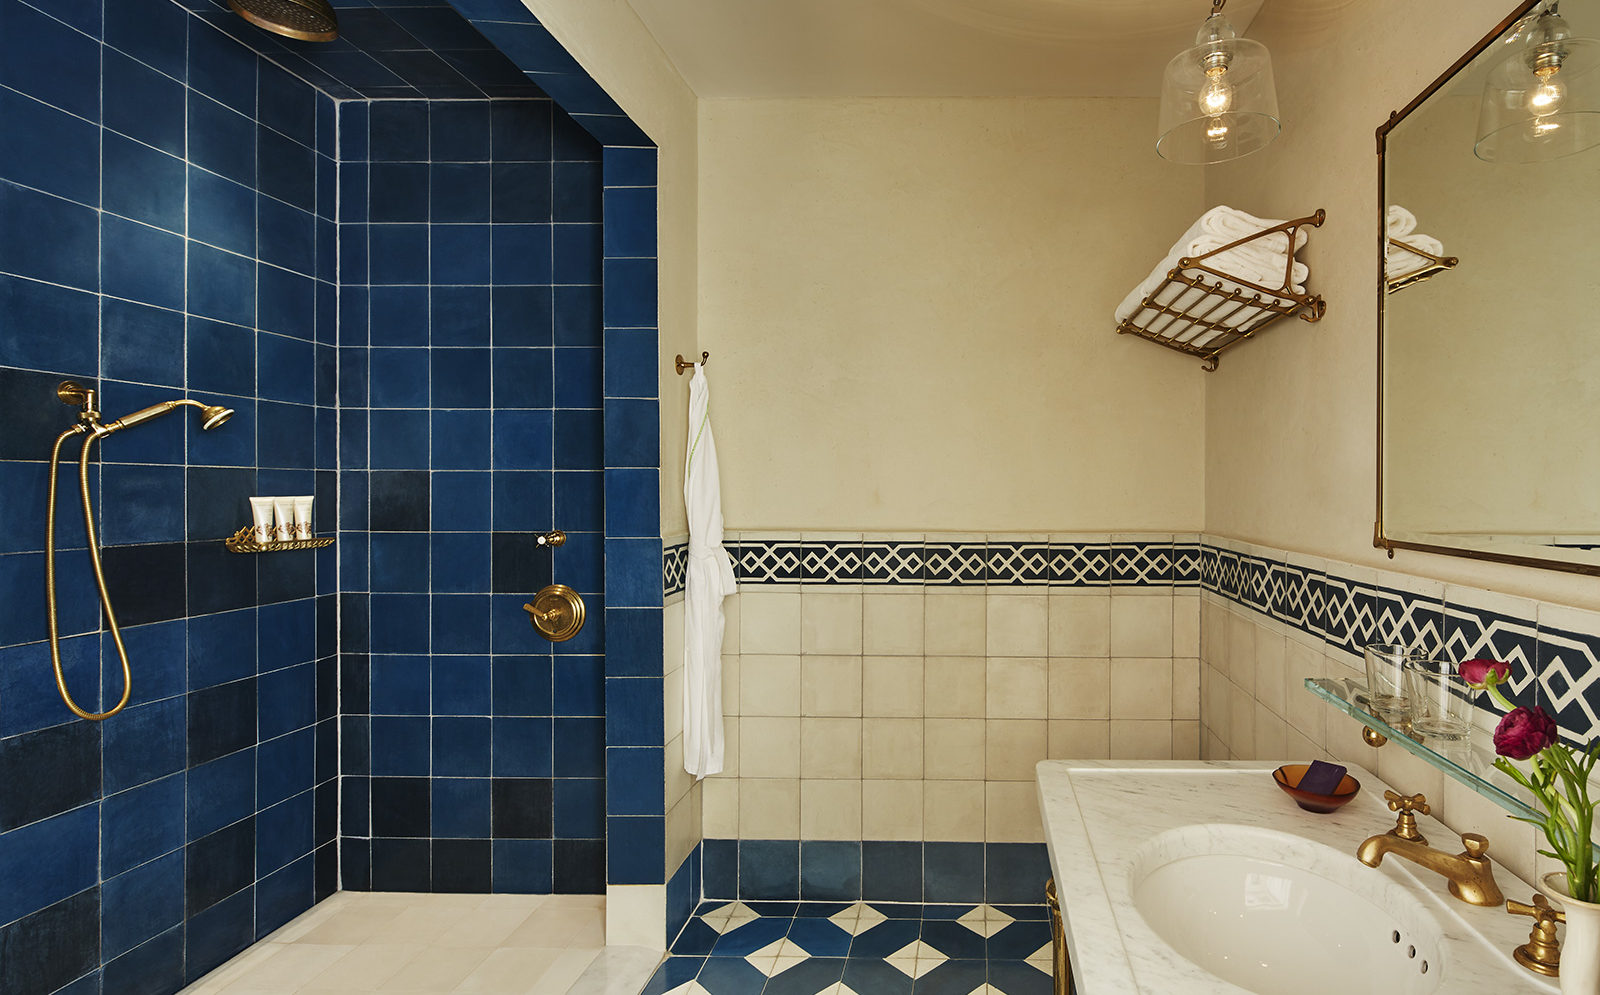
[45, 424, 132, 721]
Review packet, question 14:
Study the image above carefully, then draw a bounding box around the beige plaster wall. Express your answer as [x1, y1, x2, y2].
[697, 97, 1207, 533]
[519, 0, 698, 536]
[1203, 0, 1600, 611]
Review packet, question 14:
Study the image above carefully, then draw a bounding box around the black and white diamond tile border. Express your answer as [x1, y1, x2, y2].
[663, 535, 1203, 596]
[1201, 544, 1600, 743]
[643, 901, 1054, 995]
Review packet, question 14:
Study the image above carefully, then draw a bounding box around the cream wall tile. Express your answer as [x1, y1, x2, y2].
[1283, 727, 1327, 765]
[923, 780, 986, 841]
[718, 593, 739, 654]
[1109, 596, 1173, 658]
[1253, 703, 1287, 760]
[863, 718, 924, 778]
[1228, 684, 1255, 759]
[925, 591, 987, 655]
[1173, 720, 1200, 759]
[1227, 611, 1256, 694]
[985, 782, 1045, 843]
[722, 653, 740, 713]
[1109, 719, 1173, 759]
[739, 717, 800, 777]
[1202, 597, 1227, 666]
[1439, 777, 1539, 885]
[664, 734, 694, 809]
[665, 600, 687, 672]
[863, 591, 925, 656]
[1109, 658, 1173, 720]
[1173, 594, 1200, 658]
[862, 778, 923, 840]
[986, 657, 1048, 718]
[1049, 719, 1109, 759]
[925, 718, 986, 779]
[925, 656, 986, 717]
[1049, 594, 1111, 657]
[863, 656, 926, 717]
[1284, 639, 1325, 742]
[1048, 658, 1110, 719]
[1204, 665, 1230, 741]
[985, 719, 1047, 780]
[801, 655, 864, 716]
[702, 776, 739, 837]
[987, 594, 1049, 657]
[1255, 628, 1287, 718]
[666, 797, 700, 873]
[800, 779, 862, 840]
[800, 717, 862, 778]
[741, 590, 801, 654]
[1172, 658, 1200, 720]
[664, 666, 685, 742]
[739, 655, 800, 716]
[739, 778, 800, 839]
[605, 885, 666, 952]
[721, 717, 740, 777]
[801, 592, 864, 655]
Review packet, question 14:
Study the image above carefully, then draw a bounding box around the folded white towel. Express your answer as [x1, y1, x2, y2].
[1115, 228, 1308, 326]
[1125, 276, 1301, 347]
[1386, 233, 1445, 280]
[1387, 205, 1417, 239]
[1195, 205, 1309, 256]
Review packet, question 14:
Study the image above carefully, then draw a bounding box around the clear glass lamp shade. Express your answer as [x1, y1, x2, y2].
[1475, 35, 1600, 162]
[1156, 36, 1280, 164]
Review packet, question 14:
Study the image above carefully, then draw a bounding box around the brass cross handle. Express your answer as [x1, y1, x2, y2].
[1508, 894, 1563, 977]
[524, 584, 585, 642]
[1384, 790, 1429, 843]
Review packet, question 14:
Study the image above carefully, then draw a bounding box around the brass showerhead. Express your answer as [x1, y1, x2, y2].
[200, 405, 234, 431]
[98, 397, 236, 436]
[227, 0, 338, 42]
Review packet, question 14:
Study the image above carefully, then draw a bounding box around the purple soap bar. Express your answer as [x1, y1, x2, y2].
[1298, 760, 1347, 795]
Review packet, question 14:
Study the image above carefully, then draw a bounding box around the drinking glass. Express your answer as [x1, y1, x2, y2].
[1405, 657, 1478, 741]
[1363, 643, 1412, 722]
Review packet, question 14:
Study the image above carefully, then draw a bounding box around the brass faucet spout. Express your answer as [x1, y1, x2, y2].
[1357, 831, 1505, 907]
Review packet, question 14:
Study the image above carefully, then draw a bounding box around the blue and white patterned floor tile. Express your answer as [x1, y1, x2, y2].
[646, 902, 1054, 995]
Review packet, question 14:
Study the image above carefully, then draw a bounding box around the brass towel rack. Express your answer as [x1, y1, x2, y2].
[1116, 209, 1327, 372]
[674, 351, 709, 375]
[1385, 237, 1457, 294]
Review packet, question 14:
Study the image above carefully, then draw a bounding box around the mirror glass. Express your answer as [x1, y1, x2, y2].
[1380, 0, 1600, 574]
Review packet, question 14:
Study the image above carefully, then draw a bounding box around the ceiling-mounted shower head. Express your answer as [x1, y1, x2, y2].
[227, 0, 338, 42]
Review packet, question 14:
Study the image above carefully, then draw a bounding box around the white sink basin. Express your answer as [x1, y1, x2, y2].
[1130, 825, 1445, 995]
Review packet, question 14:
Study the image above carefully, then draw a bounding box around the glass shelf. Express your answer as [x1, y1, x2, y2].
[1303, 677, 1540, 822]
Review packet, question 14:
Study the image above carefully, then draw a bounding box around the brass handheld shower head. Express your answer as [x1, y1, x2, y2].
[99, 397, 235, 436]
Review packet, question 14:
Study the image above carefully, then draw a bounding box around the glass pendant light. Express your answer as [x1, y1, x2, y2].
[1156, 0, 1280, 164]
[1476, 3, 1600, 162]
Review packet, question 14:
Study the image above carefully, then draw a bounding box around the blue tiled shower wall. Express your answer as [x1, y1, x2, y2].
[0, 0, 669, 990]
[0, 0, 340, 990]
[336, 95, 613, 896]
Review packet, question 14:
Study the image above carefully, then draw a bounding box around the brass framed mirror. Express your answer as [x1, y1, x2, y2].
[1376, 0, 1600, 576]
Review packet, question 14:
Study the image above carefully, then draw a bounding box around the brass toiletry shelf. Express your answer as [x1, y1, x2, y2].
[224, 526, 336, 553]
[1116, 209, 1327, 372]
[1385, 237, 1457, 294]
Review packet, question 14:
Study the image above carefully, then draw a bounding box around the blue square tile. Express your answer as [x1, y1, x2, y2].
[432, 716, 491, 776]
[553, 470, 603, 534]
[925, 842, 984, 904]
[432, 348, 492, 408]
[105, 50, 184, 155]
[0, 184, 99, 292]
[102, 850, 183, 960]
[370, 715, 430, 775]
[0, 89, 99, 208]
[106, 0, 187, 79]
[370, 162, 429, 223]
[489, 160, 552, 222]
[370, 409, 431, 470]
[605, 257, 657, 328]
[491, 838, 551, 892]
[432, 594, 492, 654]
[553, 346, 600, 408]
[432, 533, 491, 594]
[370, 285, 430, 346]
[259, 127, 316, 210]
[0, 275, 97, 377]
[189, 95, 256, 186]
[604, 676, 662, 746]
[552, 716, 602, 777]
[801, 841, 862, 903]
[739, 840, 799, 902]
[432, 224, 494, 285]
[490, 471, 553, 531]
[433, 777, 491, 838]
[862, 842, 922, 903]
[703, 839, 738, 900]
[603, 147, 656, 188]
[432, 285, 491, 346]
[259, 268, 317, 343]
[552, 161, 601, 223]
[259, 197, 316, 275]
[553, 223, 601, 285]
[102, 215, 184, 311]
[552, 284, 601, 346]
[491, 348, 553, 408]
[492, 285, 553, 345]
[605, 538, 663, 608]
[0, 3, 100, 120]
[605, 468, 659, 539]
[605, 745, 663, 816]
[608, 814, 664, 885]
[370, 654, 430, 715]
[433, 472, 492, 531]
[553, 777, 604, 838]
[259, 65, 317, 147]
[492, 409, 553, 470]
[432, 163, 492, 222]
[602, 327, 658, 399]
[370, 101, 430, 161]
[490, 656, 551, 717]
[258, 331, 315, 404]
[369, 593, 430, 652]
[101, 773, 184, 877]
[604, 398, 659, 469]
[432, 654, 490, 715]
[186, 749, 255, 840]
[370, 348, 431, 408]
[103, 697, 184, 794]
[431, 101, 491, 159]
[188, 244, 255, 326]
[256, 792, 314, 875]
[491, 717, 552, 777]
[256, 726, 314, 807]
[986, 842, 1050, 906]
[101, 299, 182, 389]
[491, 224, 552, 284]
[554, 409, 601, 470]
[605, 608, 663, 678]
[370, 224, 430, 284]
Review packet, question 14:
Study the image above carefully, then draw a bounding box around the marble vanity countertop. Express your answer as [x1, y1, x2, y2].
[1036, 759, 1559, 994]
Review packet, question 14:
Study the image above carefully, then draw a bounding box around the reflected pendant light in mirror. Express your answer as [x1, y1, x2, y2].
[1156, 0, 1280, 164]
[1476, 2, 1600, 162]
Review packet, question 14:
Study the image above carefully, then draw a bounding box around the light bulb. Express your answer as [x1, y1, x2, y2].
[1206, 120, 1231, 143]
[1529, 72, 1566, 114]
[1199, 71, 1234, 117]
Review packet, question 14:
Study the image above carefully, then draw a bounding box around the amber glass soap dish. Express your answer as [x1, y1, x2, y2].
[1273, 764, 1361, 814]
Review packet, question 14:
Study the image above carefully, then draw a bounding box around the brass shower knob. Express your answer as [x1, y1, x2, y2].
[524, 584, 585, 642]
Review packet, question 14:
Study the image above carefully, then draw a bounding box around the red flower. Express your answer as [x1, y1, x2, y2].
[1460, 658, 1511, 686]
[1495, 706, 1559, 761]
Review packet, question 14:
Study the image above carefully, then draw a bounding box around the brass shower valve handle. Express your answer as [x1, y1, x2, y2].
[1384, 790, 1430, 843]
[534, 531, 566, 547]
[1507, 894, 1563, 977]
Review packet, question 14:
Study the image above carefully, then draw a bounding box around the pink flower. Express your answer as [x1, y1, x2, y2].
[1495, 706, 1559, 761]
[1460, 658, 1511, 687]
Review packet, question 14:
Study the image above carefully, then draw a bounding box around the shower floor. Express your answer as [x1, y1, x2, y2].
[180, 891, 611, 993]
[645, 901, 1055, 995]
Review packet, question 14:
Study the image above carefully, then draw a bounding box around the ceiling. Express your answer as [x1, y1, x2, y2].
[624, 0, 1268, 98]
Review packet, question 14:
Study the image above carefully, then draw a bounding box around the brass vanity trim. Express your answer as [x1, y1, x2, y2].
[1372, 0, 1600, 579]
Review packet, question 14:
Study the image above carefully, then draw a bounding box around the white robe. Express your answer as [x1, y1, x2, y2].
[682, 364, 737, 778]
